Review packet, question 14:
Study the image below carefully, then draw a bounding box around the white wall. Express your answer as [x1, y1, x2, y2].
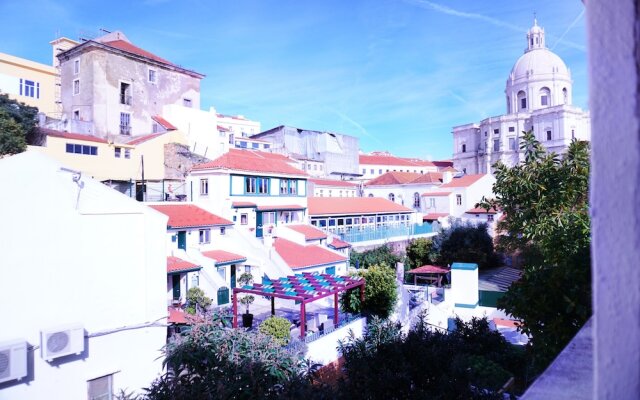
[305, 317, 366, 365]
[0, 152, 167, 398]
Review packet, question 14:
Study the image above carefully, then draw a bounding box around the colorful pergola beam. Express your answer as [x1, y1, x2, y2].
[232, 272, 365, 338]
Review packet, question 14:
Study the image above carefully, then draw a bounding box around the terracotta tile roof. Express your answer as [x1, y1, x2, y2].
[308, 197, 412, 216]
[441, 166, 458, 172]
[366, 171, 443, 186]
[152, 115, 177, 130]
[433, 160, 454, 168]
[232, 201, 256, 208]
[421, 191, 452, 197]
[308, 178, 358, 187]
[466, 207, 499, 214]
[440, 174, 486, 188]
[359, 153, 434, 167]
[102, 39, 174, 66]
[256, 204, 306, 211]
[192, 149, 306, 176]
[274, 238, 347, 269]
[286, 224, 327, 240]
[423, 213, 449, 220]
[125, 132, 166, 145]
[407, 265, 449, 274]
[328, 237, 351, 249]
[202, 250, 247, 266]
[149, 204, 233, 228]
[168, 307, 201, 324]
[41, 128, 108, 143]
[217, 125, 230, 132]
[167, 256, 201, 274]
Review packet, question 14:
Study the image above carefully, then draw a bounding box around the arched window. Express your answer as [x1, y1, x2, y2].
[562, 88, 568, 104]
[388, 193, 395, 202]
[413, 192, 420, 208]
[461, 143, 466, 153]
[539, 87, 551, 106]
[517, 90, 527, 110]
[368, 193, 374, 197]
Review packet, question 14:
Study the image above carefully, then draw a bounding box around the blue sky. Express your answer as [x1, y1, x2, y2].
[0, 0, 588, 160]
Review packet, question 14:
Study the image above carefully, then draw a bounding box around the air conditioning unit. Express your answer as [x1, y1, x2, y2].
[40, 324, 85, 361]
[0, 339, 27, 384]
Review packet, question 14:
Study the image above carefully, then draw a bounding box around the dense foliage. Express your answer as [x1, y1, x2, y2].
[405, 237, 436, 270]
[431, 222, 501, 269]
[143, 318, 330, 400]
[185, 287, 211, 315]
[349, 244, 400, 269]
[0, 94, 38, 156]
[259, 316, 292, 345]
[479, 131, 591, 368]
[340, 265, 398, 318]
[338, 315, 526, 399]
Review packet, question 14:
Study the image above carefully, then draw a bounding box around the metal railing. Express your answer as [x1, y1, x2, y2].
[338, 223, 433, 243]
[119, 125, 131, 136]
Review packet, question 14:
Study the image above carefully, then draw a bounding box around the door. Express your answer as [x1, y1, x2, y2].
[256, 212, 263, 238]
[217, 287, 230, 305]
[177, 231, 186, 250]
[230, 265, 237, 289]
[172, 275, 181, 300]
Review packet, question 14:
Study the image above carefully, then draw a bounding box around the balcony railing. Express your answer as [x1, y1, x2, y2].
[120, 125, 131, 136]
[338, 223, 433, 243]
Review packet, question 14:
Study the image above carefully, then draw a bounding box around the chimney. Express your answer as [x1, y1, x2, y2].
[450, 262, 479, 308]
[442, 170, 453, 184]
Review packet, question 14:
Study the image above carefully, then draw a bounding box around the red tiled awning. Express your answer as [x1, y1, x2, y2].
[167, 256, 201, 274]
[287, 224, 327, 240]
[274, 238, 347, 269]
[423, 213, 449, 221]
[328, 238, 351, 249]
[202, 250, 247, 266]
[407, 265, 449, 274]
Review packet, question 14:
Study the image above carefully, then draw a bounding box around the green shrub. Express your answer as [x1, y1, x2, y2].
[259, 316, 292, 345]
[341, 265, 398, 318]
[185, 287, 212, 315]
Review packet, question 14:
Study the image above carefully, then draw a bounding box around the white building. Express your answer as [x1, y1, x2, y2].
[453, 19, 591, 174]
[0, 152, 167, 399]
[363, 171, 443, 211]
[308, 177, 359, 197]
[359, 152, 440, 181]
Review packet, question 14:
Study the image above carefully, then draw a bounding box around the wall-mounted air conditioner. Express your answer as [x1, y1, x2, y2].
[0, 339, 27, 384]
[40, 324, 85, 361]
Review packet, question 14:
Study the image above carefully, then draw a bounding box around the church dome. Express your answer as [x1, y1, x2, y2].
[509, 47, 570, 82]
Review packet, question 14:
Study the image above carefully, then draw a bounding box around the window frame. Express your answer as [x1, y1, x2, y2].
[200, 178, 209, 195]
[148, 68, 157, 84]
[199, 228, 211, 244]
[73, 79, 80, 95]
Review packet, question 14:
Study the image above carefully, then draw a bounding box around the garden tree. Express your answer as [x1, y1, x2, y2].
[0, 94, 38, 156]
[405, 237, 436, 270]
[184, 287, 211, 315]
[479, 131, 591, 368]
[341, 265, 398, 318]
[143, 317, 333, 400]
[349, 244, 400, 269]
[338, 314, 527, 399]
[432, 222, 501, 269]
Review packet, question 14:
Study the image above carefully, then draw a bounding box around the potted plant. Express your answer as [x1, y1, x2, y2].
[237, 272, 255, 328]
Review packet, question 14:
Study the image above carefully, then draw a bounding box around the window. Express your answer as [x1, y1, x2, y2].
[264, 144, 270, 149]
[148, 68, 157, 83]
[370, 169, 374, 174]
[152, 123, 160, 133]
[183, 98, 192, 107]
[19, 79, 38, 98]
[520, 98, 527, 109]
[547, 130, 552, 141]
[319, 189, 323, 197]
[245, 177, 269, 194]
[120, 82, 131, 105]
[429, 198, 436, 207]
[461, 144, 466, 153]
[339, 190, 343, 197]
[572, 129, 575, 139]
[493, 139, 500, 151]
[413, 192, 420, 208]
[517, 90, 526, 110]
[494, 128, 499, 134]
[88, 375, 113, 400]
[120, 112, 131, 135]
[199, 229, 211, 244]
[456, 194, 462, 206]
[379, 169, 382, 174]
[114, 147, 121, 158]
[245, 265, 251, 273]
[238, 141, 247, 148]
[487, 214, 494, 222]
[509, 137, 516, 150]
[124, 149, 131, 159]
[73, 59, 80, 75]
[220, 227, 226, 235]
[562, 88, 568, 104]
[484, 131, 488, 137]
[73, 110, 80, 120]
[65, 143, 97, 156]
[368, 193, 374, 197]
[362, 169, 366, 175]
[73, 79, 80, 95]
[240, 213, 248, 225]
[509, 126, 515, 132]
[328, 190, 332, 196]
[540, 87, 551, 106]
[229, 133, 234, 144]
[252, 143, 259, 149]
[200, 178, 209, 195]
[388, 193, 395, 202]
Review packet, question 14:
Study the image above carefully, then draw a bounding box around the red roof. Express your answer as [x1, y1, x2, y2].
[308, 178, 358, 187]
[466, 207, 499, 214]
[102, 39, 174, 66]
[149, 204, 232, 228]
[433, 160, 454, 169]
[359, 153, 435, 167]
[192, 149, 306, 176]
[308, 197, 412, 216]
[167, 256, 200, 274]
[407, 265, 449, 274]
[423, 213, 449, 220]
[202, 250, 247, 265]
[328, 237, 351, 249]
[286, 224, 327, 240]
[41, 128, 108, 143]
[152, 115, 178, 130]
[217, 125, 230, 132]
[167, 307, 201, 324]
[421, 191, 452, 197]
[440, 174, 486, 188]
[441, 166, 458, 172]
[232, 201, 257, 208]
[256, 204, 305, 211]
[274, 238, 347, 269]
[366, 171, 442, 186]
[125, 132, 166, 145]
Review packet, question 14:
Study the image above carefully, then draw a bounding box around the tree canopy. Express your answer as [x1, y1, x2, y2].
[405, 237, 436, 270]
[479, 130, 591, 368]
[0, 94, 38, 156]
[431, 222, 501, 269]
[349, 244, 400, 270]
[341, 265, 398, 319]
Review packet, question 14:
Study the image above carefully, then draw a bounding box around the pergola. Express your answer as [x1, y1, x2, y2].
[232, 272, 365, 338]
[406, 264, 450, 286]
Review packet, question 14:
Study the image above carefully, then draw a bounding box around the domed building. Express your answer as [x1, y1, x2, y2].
[452, 19, 591, 174]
